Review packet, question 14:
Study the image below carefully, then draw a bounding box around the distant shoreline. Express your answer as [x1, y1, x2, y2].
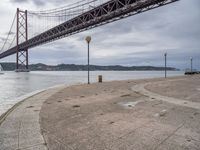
[0, 62, 179, 71]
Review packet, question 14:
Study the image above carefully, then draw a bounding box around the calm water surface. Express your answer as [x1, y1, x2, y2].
[0, 71, 184, 116]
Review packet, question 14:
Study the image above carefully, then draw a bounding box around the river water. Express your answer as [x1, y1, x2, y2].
[0, 71, 184, 116]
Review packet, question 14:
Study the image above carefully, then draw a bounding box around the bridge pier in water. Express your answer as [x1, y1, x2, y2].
[15, 49, 29, 72]
[16, 8, 29, 72]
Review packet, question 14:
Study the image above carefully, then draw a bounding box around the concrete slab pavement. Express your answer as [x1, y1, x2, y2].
[0, 86, 65, 150]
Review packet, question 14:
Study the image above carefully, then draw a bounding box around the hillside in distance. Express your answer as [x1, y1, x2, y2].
[0, 63, 179, 71]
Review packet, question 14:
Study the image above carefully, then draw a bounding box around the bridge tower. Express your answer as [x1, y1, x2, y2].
[16, 8, 29, 72]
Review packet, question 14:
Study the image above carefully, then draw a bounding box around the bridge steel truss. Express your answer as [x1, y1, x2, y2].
[0, 0, 178, 59]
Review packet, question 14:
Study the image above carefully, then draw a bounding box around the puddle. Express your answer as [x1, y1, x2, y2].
[34, 110, 40, 112]
[154, 109, 167, 117]
[120, 94, 131, 97]
[26, 106, 34, 108]
[109, 121, 115, 124]
[72, 105, 80, 108]
[118, 101, 142, 109]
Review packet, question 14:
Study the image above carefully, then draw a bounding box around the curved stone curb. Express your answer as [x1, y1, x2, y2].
[0, 90, 44, 126]
[131, 83, 200, 110]
[0, 85, 65, 150]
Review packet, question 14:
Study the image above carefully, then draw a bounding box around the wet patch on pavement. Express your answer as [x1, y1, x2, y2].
[117, 101, 143, 109]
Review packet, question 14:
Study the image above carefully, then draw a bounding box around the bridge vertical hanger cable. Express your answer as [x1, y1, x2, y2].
[26, 0, 100, 38]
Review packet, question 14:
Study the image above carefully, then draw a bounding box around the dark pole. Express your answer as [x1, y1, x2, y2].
[25, 10, 28, 70]
[165, 53, 167, 78]
[190, 57, 193, 72]
[16, 8, 19, 70]
[88, 42, 90, 84]
[85, 36, 91, 84]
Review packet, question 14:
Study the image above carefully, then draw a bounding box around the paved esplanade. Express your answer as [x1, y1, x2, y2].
[40, 76, 200, 150]
[0, 76, 200, 150]
[0, 86, 65, 150]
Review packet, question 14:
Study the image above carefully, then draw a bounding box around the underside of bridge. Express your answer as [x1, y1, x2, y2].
[0, 0, 179, 72]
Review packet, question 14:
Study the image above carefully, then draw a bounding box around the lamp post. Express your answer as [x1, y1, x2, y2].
[190, 57, 193, 73]
[164, 53, 167, 78]
[85, 36, 91, 84]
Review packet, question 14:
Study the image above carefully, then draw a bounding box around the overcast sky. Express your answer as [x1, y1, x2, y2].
[0, 0, 199, 70]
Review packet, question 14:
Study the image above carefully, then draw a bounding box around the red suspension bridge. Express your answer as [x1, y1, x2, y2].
[0, 0, 178, 71]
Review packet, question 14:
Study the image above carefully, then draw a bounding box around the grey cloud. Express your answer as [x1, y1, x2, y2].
[10, 0, 27, 3]
[10, 0, 67, 6]
[5, 31, 15, 35]
[10, 0, 45, 6]
[76, 19, 133, 43]
[31, 0, 45, 6]
[0, 37, 7, 42]
[89, 48, 200, 70]
[102, 41, 153, 48]
[29, 41, 85, 63]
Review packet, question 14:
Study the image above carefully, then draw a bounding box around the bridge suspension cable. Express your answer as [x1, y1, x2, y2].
[0, 13, 17, 53]
[28, 0, 101, 15]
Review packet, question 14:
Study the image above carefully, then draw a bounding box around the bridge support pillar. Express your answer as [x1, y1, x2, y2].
[16, 8, 29, 72]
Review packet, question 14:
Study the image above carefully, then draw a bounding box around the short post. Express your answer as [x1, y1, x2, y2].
[164, 53, 167, 78]
[85, 36, 91, 84]
[98, 75, 102, 83]
[190, 57, 193, 73]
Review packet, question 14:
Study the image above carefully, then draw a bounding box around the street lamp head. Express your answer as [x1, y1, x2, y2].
[85, 36, 91, 43]
[164, 53, 167, 56]
[190, 57, 193, 60]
